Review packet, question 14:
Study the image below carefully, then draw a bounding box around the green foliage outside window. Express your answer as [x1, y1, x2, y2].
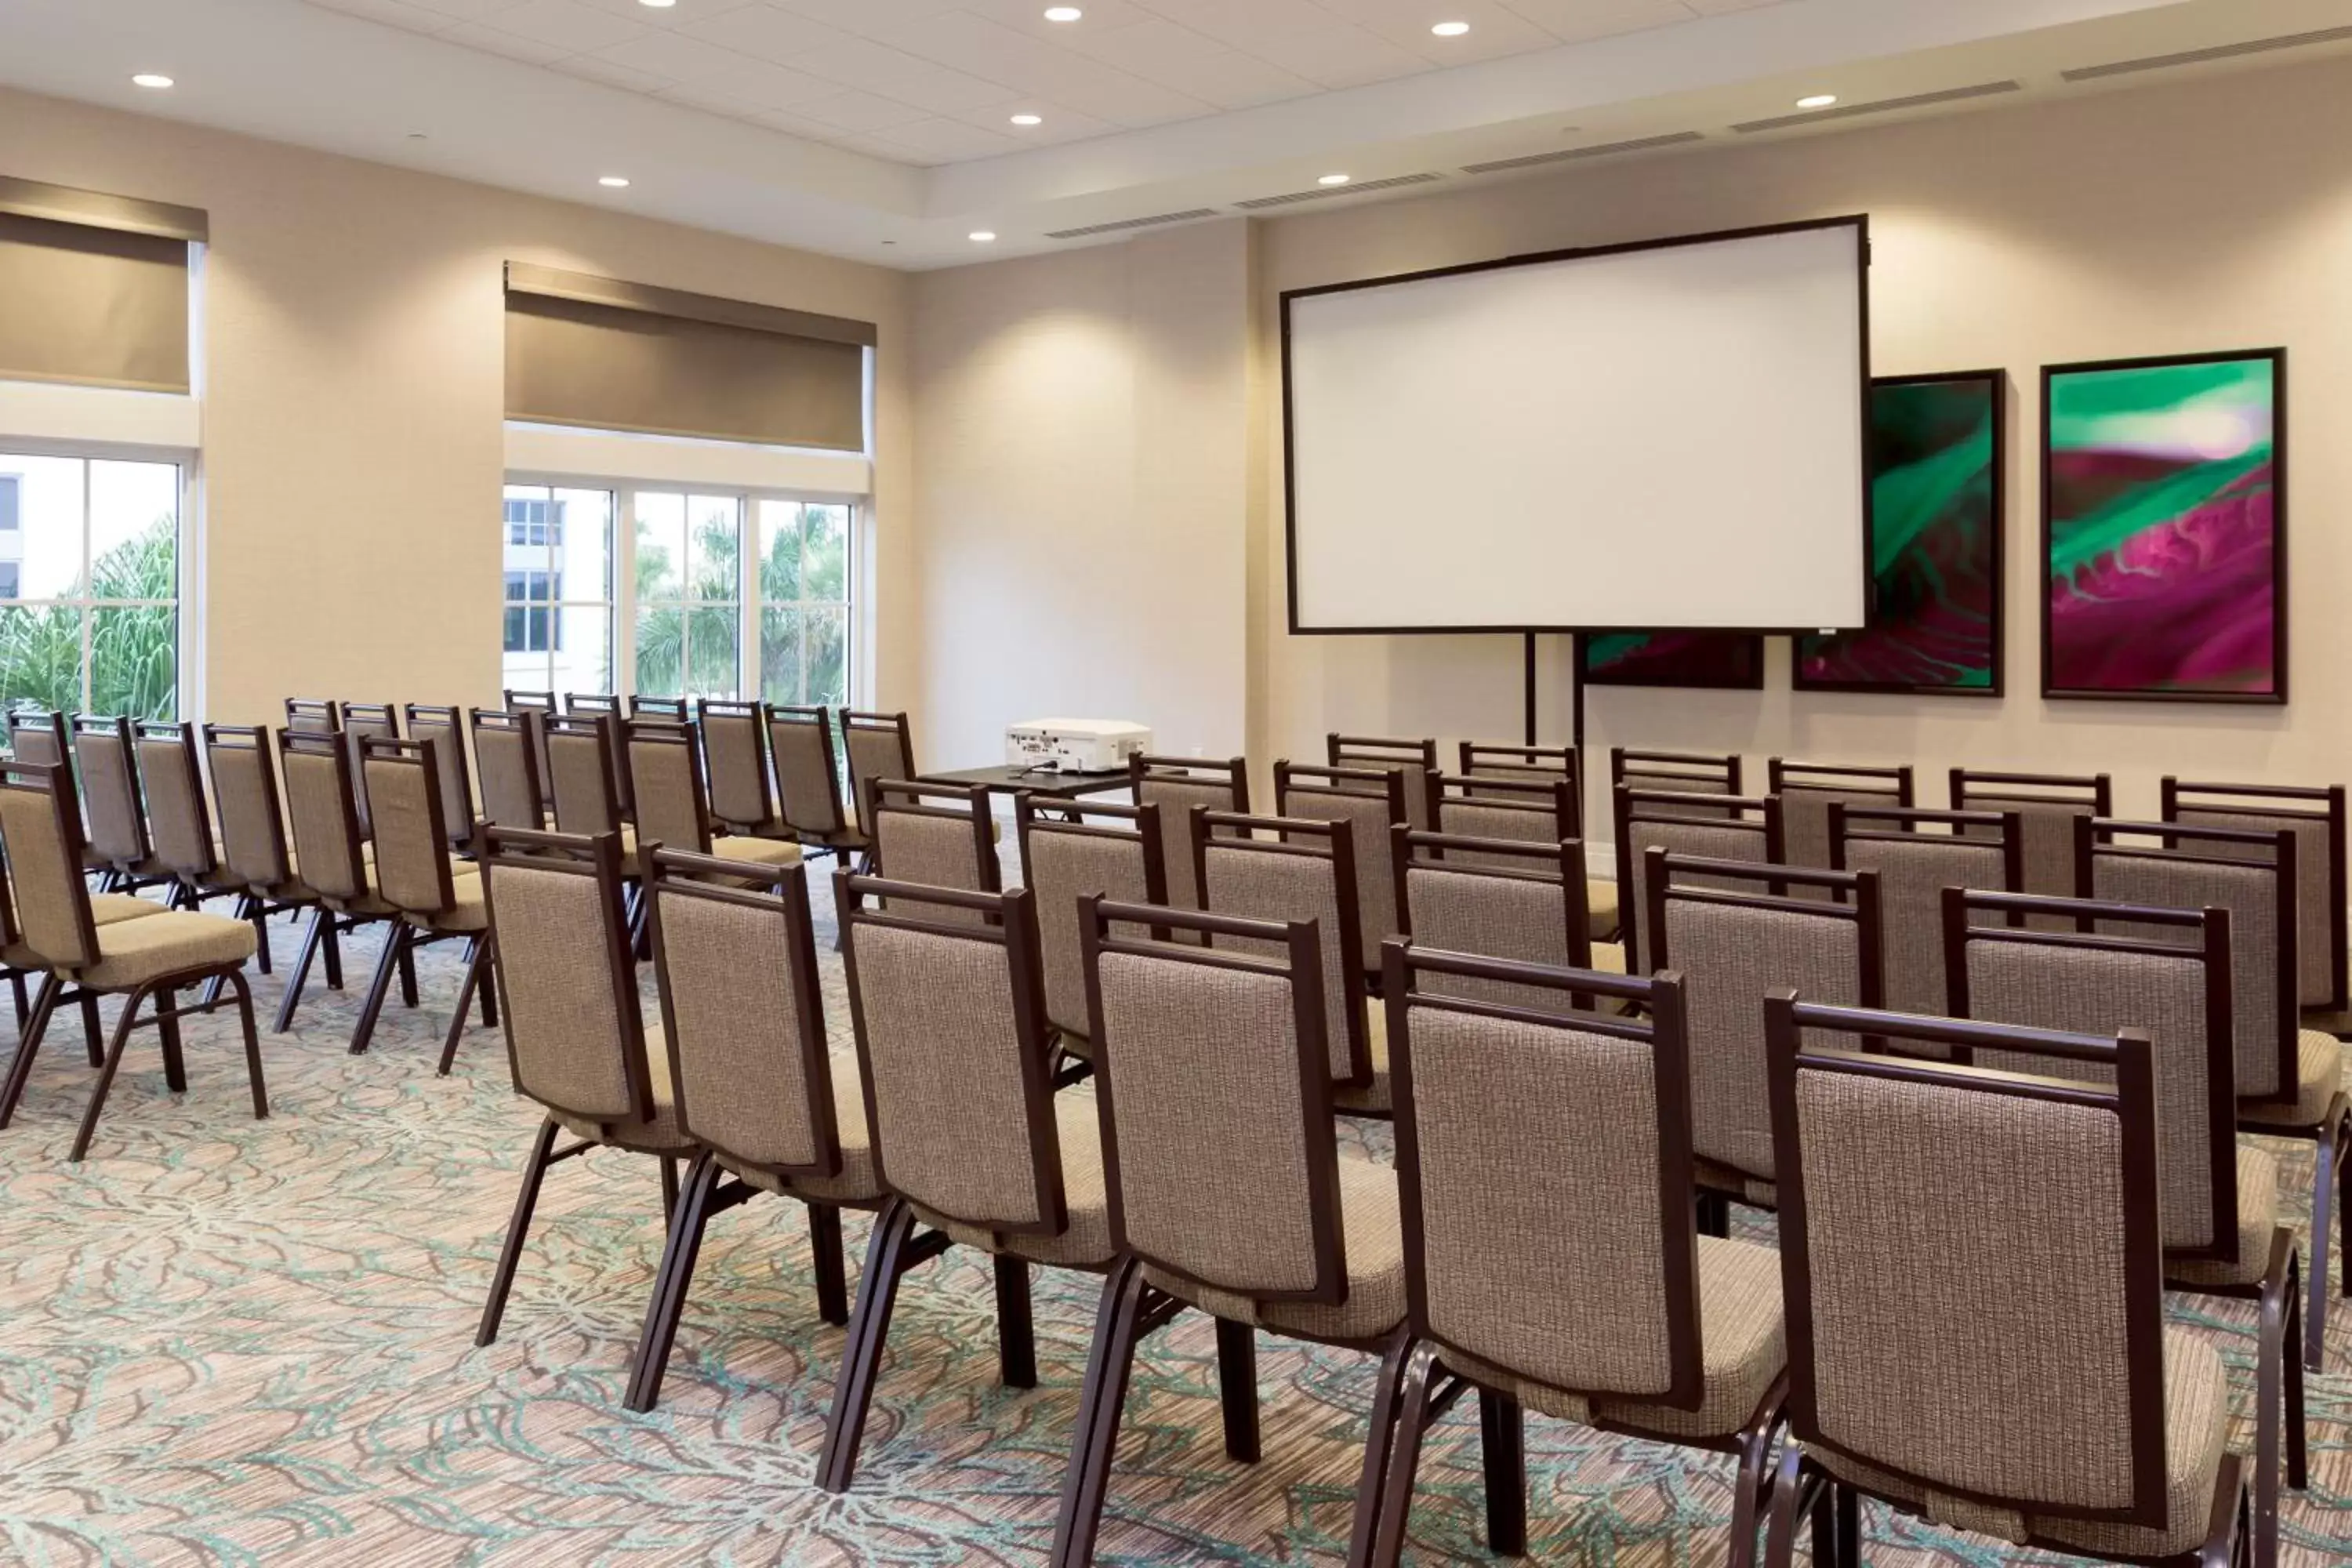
[0, 513, 176, 720]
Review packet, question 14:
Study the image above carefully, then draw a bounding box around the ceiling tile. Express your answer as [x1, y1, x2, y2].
[766, 0, 971, 45]
[957, 0, 1162, 37]
[788, 87, 936, 131]
[566, 0, 759, 23]
[1337, 0, 1562, 62]
[1242, 20, 1427, 89]
[395, 0, 535, 22]
[1068, 18, 1321, 108]
[1127, 0, 1337, 48]
[947, 96, 1120, 141]
[306, 0, 463, 34]
[677, 3, 840, 62]
[589, 27, 761, 78]
[782, 34, 1023, 113]
[1500, 0, 1698, 45]
[475, 0, 652, 51]
[550, 52, 676, 89]
[438, 19, 579, 60]
[855, 114, 1025, 158]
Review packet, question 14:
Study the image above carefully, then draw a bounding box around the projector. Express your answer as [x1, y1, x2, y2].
[1005, 718, 1151, 773]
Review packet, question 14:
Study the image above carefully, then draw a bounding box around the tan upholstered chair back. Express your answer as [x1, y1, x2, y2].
[1196, 811, 1368, 1087]
[1612, 748, 1743, 820]
[339, 701, 398, 834]
[869, 782, 997, 924]
[278, 731, 369, 905]
[767, 705, 848, 837]
[1084, 899, 1345, 1304]
[649, 849, 840, 1176]
[1327, 734, 1437, 831]
[362, 738, 457, 916]
[136, 721, 215, 880]
[283, 699, 339, 735]
[480, 829, 652, 1126]
[1648, 853, 1880, 1183]
[841, 710, 914, 826]
[1131, 754, 1247, 919]
[6, 712, 67, 769]
[1951, 769, 2111, 902]
[203, 725, 293, 893]
[1389, 948, 1701, 1404]
[1950, 887, 2238, 1263]
[1399, 830, 1592, 1015]
[840, 875, 1067, 1235]
[625, 720, 713, 855]
[469, 710, 546, 834]
[564, 695, 634, 817]
[0, 762, 99, 968]
[1768, 760, 1915, 876]
[1429, 775, 1575, 866]
[501, 689, 557, 799]
[699, 701, 772, 831]
[1833, 804, 2021, 1018]
[1276, 760, 1406, 972]
[2165, 778, 2347, 1011]
[1613, 786, 1784, 972]
[403, 705, 477, 850]
[71, 716, 150, 869]
[2088, 818, 2299, 1103]
[1014, 797, 1165, 1040]
[1768, 995, 2171, 1533]
[545, 715, 623, 837]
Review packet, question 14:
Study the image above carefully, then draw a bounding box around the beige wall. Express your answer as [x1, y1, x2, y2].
[0, 84, 912, 724]
[909, 220, 1252, 768]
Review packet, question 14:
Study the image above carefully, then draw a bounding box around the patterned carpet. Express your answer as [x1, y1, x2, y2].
[0, 872, 2347, 1566]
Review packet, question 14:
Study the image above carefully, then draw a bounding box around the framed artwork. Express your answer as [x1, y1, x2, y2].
[1579, 632, 1764, 690]
[2042, 348, 2285, 703]
[1796, 371, 2004, 695]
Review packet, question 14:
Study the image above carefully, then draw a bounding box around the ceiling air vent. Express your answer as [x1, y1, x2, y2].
[1731, 81, 2020, 134]
[1233, 172, 1443, 210]
[1044, 208, 1219, 240]
[2062, 24, 2352, 82]
[1461, 132, 1704, 174]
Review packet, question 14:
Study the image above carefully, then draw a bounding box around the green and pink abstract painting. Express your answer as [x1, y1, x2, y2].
[2042, 350, 2284, 702]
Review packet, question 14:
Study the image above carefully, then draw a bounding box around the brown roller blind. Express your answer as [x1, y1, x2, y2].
[503, 263, 872, 452]
[0, 177, 204, 394]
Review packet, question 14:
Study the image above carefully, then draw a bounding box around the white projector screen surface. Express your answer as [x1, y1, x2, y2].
[1284, 220, 1869, 632]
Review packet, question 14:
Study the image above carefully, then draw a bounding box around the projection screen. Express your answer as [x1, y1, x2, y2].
[1282, 217, 1871, 633]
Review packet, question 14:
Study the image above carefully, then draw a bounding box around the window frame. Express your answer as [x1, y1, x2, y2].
[0, 436, 198, 719]
[503, 471, 862, 709]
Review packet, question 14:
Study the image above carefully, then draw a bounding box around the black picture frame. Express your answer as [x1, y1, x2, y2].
[1278, 214, 1875, 636]
[1579, 633, 1765, 691]
[2039, 347, 2287, 705]
[1795, 370, 2005, 699]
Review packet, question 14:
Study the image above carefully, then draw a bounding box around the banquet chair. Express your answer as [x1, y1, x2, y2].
[2164, 778, 2350, 1032]
[1327, 735, 1439, 831]
[1276, 760, 1409, 985]
[1828, 803, 2021, 1020]
[1013, 795, 1165, 1082]
[1614, 786, 1784, 973]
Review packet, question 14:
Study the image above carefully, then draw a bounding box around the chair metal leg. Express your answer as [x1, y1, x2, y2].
[396, 926, 419, 1008]
[348, 922, 407, 1054]
[0, 975, 62, 1129]
[1762, 1445, 1808, 1568]
[660, 1157, 680, 1226]
[223, 971, 267, 1120]
[70, 984, 154, 1163]
[1214, 1316, 1259, 1464]
[477, 945, 499, 1027]
[1697, 1190, 1731, 1238]
[1727, 1384, 1786, 1568]
[274, 907, 329, 1034]
[2307, 1109, 2341, 1370]
[246, 895, 274, 975]
[1345, 1329, 1420, 1568]
[818, 1199, 922, 1494]
[7, 971, 24, 1029]
[625, 1149, 722, 1413]
[437, 937, 492, 1076]
[1479, 1391, 1526, 1556]
[477, 1117, 561, 1346]
[1049, 1255, 1152, 1568]
[79, 992, 103, 1067]
[1366, 1339, 1446, 1568]
[156, 985, 185, 1093]
[321, 916, 343, 989]
[809, 1203, 849, 1327]
[994, 1255, 1037, 1390]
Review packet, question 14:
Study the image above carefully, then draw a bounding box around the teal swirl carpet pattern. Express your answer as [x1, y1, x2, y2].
[0, 876, 2347, 1566]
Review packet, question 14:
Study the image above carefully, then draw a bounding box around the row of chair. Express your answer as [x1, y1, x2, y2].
[471, 818, 2268, 1568]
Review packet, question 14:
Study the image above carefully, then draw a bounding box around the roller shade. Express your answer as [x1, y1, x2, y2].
[503, 262, 872, 452]
[0, 176, 205, 394]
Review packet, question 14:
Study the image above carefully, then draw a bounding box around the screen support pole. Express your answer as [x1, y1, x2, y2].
[1522, 633, 1537, 746]
[1570, 634, 1586, 753]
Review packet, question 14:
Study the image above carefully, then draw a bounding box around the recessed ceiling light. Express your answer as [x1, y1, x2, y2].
[969, 230, 998, 242]
[1431, 21, 1469, 37]
[1009, 113, 1043, 126]
[1044, 5, 1082, 20]
[1796, 93, 1838, 108]
[639, 0, 677, 8]
[599, 175, 631, 187]
[1318, 173, 1350, 186]
[131, 73, 174, 89]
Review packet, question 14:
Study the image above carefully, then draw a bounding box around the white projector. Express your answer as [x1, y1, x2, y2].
[1005, 718, 1151, 773]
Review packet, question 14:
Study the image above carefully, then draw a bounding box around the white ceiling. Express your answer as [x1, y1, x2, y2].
[6, 0, 2352, 267]
[293, 0, 1798, 167]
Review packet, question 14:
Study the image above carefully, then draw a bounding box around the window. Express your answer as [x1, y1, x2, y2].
[499, 485, 612, 695]
[499, 481, 857, 708]
[0, 452, 183, 720]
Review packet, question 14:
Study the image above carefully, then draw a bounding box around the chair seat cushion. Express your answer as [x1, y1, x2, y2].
[910, 1096, 1116, 1269]
[1592, 1235, 1786, 1438]
[408, 869, 489, 934]
[1587, 877, 1621, 940]
[1333, 1003, 1391, 1113]
[2167, 1143, 2280, 1289]
[725, 1051, 886, 1204]
[2, 892, 171, 967]
[74, 909, 259, 989]
[1142, 1157, 1406, 1345]
[2239, 1029, 2343, 1130]
[1813, 1328, 2229, 1560]
[551, 1021, 694, 1153]
[712, 835, 802, 868]
[1695, 1155, 1777, 1209]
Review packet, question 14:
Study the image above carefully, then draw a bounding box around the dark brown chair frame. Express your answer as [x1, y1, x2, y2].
[841, 709, 916, 830]
[1767, 759, 1915, 804]
[1950, 766, 2113, 818]
[468, 707, 549, 836]
[1194, 807, 1373, 1091]
[866, 779, 1001, 895]
[1276, 760, 1409, 982]
[402, 704, 481, 852]
[698, 698, 782, 838]
[1392, 826, 1597, 972]
[134, 719, 225, 910]
[1328, 735, 1438, 828]
[1012, 794, 1168, 1087]
[628, 694, 690, 722]
[2163, 777, 2350, 1017]
[274, 728, 417, 1045]
[1761, 993, 2244, 1568]
[282, 698, 340, 734]
[203, 724, 330, 1029]
[1613, 746, 1744, 801]
[764, 702, 868, 860]
[1128, 752, 1250, 814]
[1428, 771, 1581, 843]
[356, 736, 497, 1067]
[501, 688, 559, 810]
[71, 713, 163, 893]
[1613, 786, 1786, 973]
